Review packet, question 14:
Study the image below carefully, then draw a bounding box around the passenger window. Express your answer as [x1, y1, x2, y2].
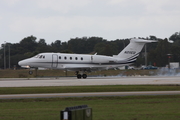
[75, 57, 78, 60]
[81, 57, 83, 60]
[59, 56, 61, 59]
[43, 56, 45, 58]
[70, 57, 72, 60]
[64, 56, 67, 59]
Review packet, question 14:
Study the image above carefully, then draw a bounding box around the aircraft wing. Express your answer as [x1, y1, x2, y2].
[65, 67, 105, 72]
[61, 64, 106, 72]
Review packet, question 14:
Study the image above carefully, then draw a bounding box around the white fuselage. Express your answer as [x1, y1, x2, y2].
[18, 52, 134, 71]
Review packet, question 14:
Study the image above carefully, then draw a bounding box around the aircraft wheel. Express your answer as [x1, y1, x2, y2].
[82, 74, 87, 79]
[29, 71, 33, 75]
[77, 74, 82, 79]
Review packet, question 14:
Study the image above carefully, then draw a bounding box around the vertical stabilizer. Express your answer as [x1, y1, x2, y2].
[115, 39, 156, 61]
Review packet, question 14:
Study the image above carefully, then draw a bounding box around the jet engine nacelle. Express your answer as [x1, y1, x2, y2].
[92, 55, 117, 63]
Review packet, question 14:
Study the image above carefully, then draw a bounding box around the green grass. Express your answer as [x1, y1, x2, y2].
[0, 85, 180, 94]
[1, 69, 180, 78]
[0, 69, 158, 78]
[0, 95, 180, 120]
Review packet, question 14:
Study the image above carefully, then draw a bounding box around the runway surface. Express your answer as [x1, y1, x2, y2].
[1, 91, 180, 99]
[0, 76, 180, 87]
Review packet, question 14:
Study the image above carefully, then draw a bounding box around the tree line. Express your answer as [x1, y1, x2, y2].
[0, 32, 180, 69]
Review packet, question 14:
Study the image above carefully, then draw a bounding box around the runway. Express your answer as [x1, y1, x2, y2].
[0, 76, 180, 99]
[0, 76, 180, 87]
[1, 91, 180, 99]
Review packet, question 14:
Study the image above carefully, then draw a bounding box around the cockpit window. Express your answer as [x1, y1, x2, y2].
[34, 55, 45, 59]
[34, 55, 40, 58]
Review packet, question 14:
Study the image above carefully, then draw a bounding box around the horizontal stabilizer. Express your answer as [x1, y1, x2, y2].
[130, 39, 157, 43]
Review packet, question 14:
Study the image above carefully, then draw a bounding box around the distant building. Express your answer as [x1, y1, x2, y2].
[170, 62, 179, 69]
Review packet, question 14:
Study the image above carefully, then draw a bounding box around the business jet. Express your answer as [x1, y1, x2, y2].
[18, 38, 156, 79]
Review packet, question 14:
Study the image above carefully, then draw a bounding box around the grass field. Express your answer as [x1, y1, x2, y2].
[0, 85, 180, 120]
[0, 69, 158, 78]
[0, 95, 180, 120]
[1, 69, 180, 78]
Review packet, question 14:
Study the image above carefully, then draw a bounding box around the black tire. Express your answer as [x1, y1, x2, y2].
[77, 74, 82, 79]
[82, 74, 87, 79]
[29, 71, 33, 75]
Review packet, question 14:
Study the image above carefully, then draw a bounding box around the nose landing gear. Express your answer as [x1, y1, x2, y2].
[28, 68, 38, 76]
[29, 71, 33, 75]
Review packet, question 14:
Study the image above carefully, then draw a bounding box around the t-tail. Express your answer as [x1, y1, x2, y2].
[114, 38, 157, 63]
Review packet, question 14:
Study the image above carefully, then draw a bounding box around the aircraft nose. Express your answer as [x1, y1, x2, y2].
[18, 60, 25, 66]
[18, 59, 31, 68]
[18, 59, 31, 66]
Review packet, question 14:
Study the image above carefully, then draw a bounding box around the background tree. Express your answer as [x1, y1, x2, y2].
[148, 39, 171, 67]
[0, 32, 180, 69]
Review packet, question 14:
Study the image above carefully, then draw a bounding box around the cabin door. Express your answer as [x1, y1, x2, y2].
[91, 55, 93, 62]
[52, 54, 58, 68]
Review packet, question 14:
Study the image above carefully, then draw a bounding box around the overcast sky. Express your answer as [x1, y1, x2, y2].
[0, 0, 180, 46]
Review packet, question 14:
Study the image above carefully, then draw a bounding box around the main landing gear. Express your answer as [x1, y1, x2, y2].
[76, 71, 87, 79]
